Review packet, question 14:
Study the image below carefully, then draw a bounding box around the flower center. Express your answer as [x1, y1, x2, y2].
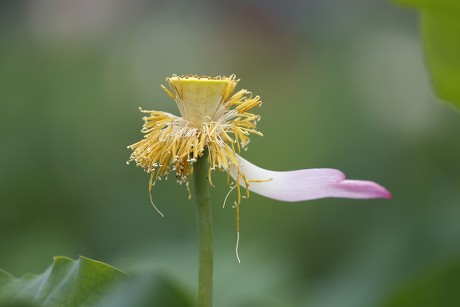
[168, 76, 234, 127]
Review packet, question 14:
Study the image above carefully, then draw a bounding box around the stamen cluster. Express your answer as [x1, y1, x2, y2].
[128, 75, 262, 201]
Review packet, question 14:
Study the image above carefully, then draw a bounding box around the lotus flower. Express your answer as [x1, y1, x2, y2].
[128, 74, 391, 211]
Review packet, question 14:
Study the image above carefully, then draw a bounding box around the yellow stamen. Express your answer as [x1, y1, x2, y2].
[128, 74, 262, 206]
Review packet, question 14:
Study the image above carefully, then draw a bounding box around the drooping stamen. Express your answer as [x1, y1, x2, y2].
[235, 200, 241, 263]
[149, 192, 164, 218]
[148, 173, 164, 217]
[236, 231, 241, 264]
[222, 185, 237, 208]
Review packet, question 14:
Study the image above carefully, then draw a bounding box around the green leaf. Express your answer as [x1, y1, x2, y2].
[0, 256, 195, 307]
[393, 0, 460, 109]
[0, 256, 125, 307]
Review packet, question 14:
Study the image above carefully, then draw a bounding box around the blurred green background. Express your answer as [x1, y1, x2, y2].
[1, 0, 460, 306]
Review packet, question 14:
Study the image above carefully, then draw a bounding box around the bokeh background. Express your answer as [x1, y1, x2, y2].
[1, 0, 460, 306]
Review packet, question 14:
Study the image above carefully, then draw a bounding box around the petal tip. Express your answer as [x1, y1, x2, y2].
[368, 184, 392, 200]
[382, 189, 393, 199]
[369, 182, 392, 200]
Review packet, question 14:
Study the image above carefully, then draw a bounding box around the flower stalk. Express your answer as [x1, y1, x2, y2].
[193, 150, 213, 307]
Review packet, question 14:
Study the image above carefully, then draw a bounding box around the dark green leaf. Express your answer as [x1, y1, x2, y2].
[394, 0, 460, 109]
[0, 256, 125, 307]
[0, 256, 194, 307]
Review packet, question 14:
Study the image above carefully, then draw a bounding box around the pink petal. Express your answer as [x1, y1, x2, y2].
[231, 156, 392, 202]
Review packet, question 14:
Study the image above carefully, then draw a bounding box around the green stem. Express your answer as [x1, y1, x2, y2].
[193, 151, 213, 307]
